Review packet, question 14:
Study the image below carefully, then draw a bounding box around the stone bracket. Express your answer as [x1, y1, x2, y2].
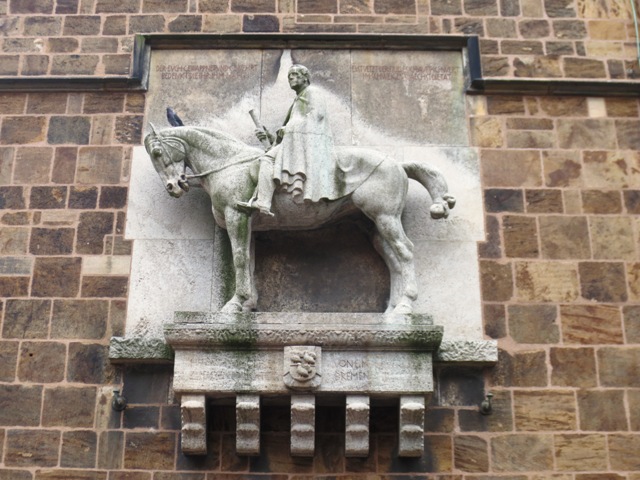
[181, 394, 207, 455]
[236, 394, 260, 455]
[291, 395, 315, 456]
[345, 395, 370, 457]
[399, 395, 425, 457]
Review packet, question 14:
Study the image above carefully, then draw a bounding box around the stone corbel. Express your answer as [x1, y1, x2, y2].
[236, 394, 261, 455]
[290, 395, 315, 456]
[345, 395, 370, 457]
[399, 395, 425, 457]
[181, 394, 207, 455]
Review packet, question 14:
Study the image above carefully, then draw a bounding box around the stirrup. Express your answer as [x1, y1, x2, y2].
[236, 198, 274, 217]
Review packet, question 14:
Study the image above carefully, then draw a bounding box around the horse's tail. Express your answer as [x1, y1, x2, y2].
[401, 161, 456, 219]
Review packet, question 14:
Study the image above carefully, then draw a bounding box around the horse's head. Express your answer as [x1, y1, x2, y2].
[144, 125, 190, 198]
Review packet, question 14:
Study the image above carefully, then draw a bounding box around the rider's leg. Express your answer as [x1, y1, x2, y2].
[237, 151, 276, 216]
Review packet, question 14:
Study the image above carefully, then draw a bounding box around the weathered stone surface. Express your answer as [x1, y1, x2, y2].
[68, 343, 114, 384]
[542, 151, 581, 188]
[624, 305, 640, 343]
[484, 189, 524, 213]
[471, 117, 503, 148]
[513, 56, 563, 78]
[48, 37, 79, 52]
[582, 190, 622, 214]
[598, 347, 640, 387]
[129, 14, 166, 32]
[77, 147, 123, 184]
[454, 435, 488, 472]
[491, 434, 554, 471]
[3, 299, 51, 339]
[0, 277, 29, 297]
[435, 340, 498, 364]
[550, 347, 596, 387]
[115, 115, 144, 144]
[81, 276, 128, 297]
[478, 215, 501, 259]
[52, 146, 77, 184]
[506, 130, 554, 149]
[61, 430, 97, 468]
[519, 19, 550, 38]
[29, 186, 67, 209]
[486, 18, 516, 37]
[124, 432, 177, 469]
[553, 19, 587, 38]
[490, 349, 547, 387]
[508, 304, 559, 344]
[514, 391, 577, 431]
[555, 434, 607, 471]
[18, 341, 66, 383]
[97, 431, 124, 469]
[0, 116, 46, 144]
[480, 260, 513, 302]
[47, 116, 90, 144]
[540, 97, 587, 116]
[544, 0, 576, 16]
[577, 389, 627, 430]
[22, 56, 50, 76]
[4, 429, 60, 467]
[484, 303, 506, 339]
[560, 305, 623, 345]
[525, 189, 563, 213]
[243, 14, 280, 31]
[431, 0, 462, 14]
[481, 150, 541, 187]
[199, 0, 227, 12]
[70, 186, 98, 209]
[96, 0, 140, 12]
[0, 385, 42, 426]
[591, 216, 636, 260]
[32, 257, 81, 297]
[0, 341, 18, 382]
[63, 15, 101, 35]
[539, 216, 590, 259]
[558, 119, 615, 149]
[459, 389, 513, 432]
[29, 227, 74, 255]
[51, 55, 100, 75]
[579, 261, 627, 302]
[51, 300, 108, 339]
[482, 55, 510, 76]
[0, 187, 26, 210]
[77, 211, 114, 254]
[43, 386, 97, 428]
[503, 215, 539, 258]
[501, 40, 544, 55]
[606, 97, 638, 117]
[608, 435, 640, 470]
[516, 261, 579, 302]
[564, 57, 607, 78]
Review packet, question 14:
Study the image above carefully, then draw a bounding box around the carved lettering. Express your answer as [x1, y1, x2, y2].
[352, 65, 454, 81]
[156, 64, 259, 81]
[333, 358, 368, 382]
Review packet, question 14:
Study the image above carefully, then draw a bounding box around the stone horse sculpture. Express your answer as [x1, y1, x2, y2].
[144, 125, 455, 315]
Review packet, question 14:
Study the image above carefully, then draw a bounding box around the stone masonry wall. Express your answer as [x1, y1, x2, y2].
[1, 0, 640, 478]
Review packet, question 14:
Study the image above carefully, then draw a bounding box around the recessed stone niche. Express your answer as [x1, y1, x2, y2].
[110, 38, 497, 458]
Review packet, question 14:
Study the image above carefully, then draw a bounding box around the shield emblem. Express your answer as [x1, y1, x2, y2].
[283, 346, 321, 390]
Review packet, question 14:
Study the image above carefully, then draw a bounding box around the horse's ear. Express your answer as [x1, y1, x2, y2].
[149, 122, 159, 136]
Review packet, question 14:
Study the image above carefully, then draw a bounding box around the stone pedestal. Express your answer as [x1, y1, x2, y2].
[164, 312, 442, 457]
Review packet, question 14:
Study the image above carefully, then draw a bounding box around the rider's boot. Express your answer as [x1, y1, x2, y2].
[237, 157, 275, 216]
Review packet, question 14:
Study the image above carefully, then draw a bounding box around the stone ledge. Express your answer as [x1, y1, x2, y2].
[435, 339, 498, 364]
[109, 336, 174, 363]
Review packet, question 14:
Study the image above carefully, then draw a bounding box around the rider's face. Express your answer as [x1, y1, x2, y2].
[288, 70, 308, 90]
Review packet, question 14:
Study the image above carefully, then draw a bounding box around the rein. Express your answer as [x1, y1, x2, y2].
[153, 133, 260, 180]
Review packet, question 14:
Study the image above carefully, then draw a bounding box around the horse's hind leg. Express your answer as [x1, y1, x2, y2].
[372, 232, 402, 314]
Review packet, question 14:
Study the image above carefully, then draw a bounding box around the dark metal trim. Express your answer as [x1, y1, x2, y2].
[0, 33, 638, 96]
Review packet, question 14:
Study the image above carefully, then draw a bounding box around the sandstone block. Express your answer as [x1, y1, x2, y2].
[29, 186, 67, 209]
[550, 347, 596, 387]
[18, 341, 66, 383]
[2, 299, 51, 339]
[579, 261, 627, 302]
[554, 434, 607, 471]
[483, 303, 506, 338]
[81, 276, 128, 298]
[616, 119, 640, 150]
[482, 55, 510, 76]
[606, 97, 638, 117]
[478, 215, 501, 259]
[52, 300, 108, 339]
[199, 0, 228, 12]
[0, 341, 18, 381]
[30, 228, 74, 255]
[582, 190, 622, 214]
[544, 0, 576, 17]
[0, 226, 28, 255]
[539, 215, 590, 259]
[564, 57, 607, 78]
[77, 211, 114, 254]
[5, 429, 59, 467]
[514, 391, 577, 431]
[168, 14, 203, 32]
[540, 97, 587, 116]
[51, 55, 100, 75]
[56, 0, 79, 14]
[26, 93, 68, 114]
[52, 146, 77, 184]
[503, 215, 539, 258]
[480, 260, 513, 302]
[481, 150, 541, 187]
[484, 189, 524, 212]
[143, 0, 188, 12]
[624, 305, 640, 342]
[0, 116, 46, 144]
[0, 384, 42, 426]
[525, 189, 563, 213]
[124, 432, 177, 470]
[243, 14, 280, 32]
[60, 430, 98, 468]
[103, 15, 127, 35]
[96, 0, 141, 12]
[583, 151, 640, 189]
[454, 435, 488, 472]
[501, 40, 544, 55]
[470, 117, 503, 148]
[98, 431, 124, 469]
[48, 37, 79, 53]
[69, 187, 98, 209]
[0, 277, 29, 297]
[506, 130, 554, 149]
[509, 304, 559, 344]
[598, 347, 640, 387]
[486, 96, 525, 114]
[628, 389, 640, 430]
[63, 15, 102, 35]
[608, 434, 640, 470]
[490, 349, 547, 387]
[129, 14, 166, 32]
[519, 19, 550, 38]
[590, 216, 636, 260]
[578, 389, 627, 431]
[516, 261, 579, 302]
[47, 116, 91, 145]
[68, 343, 114, 384]
[0, 187, 26, 209]
[558, 119, 616, 149]
[459, 389, 513, 431]
[32, 257, 81, 297]
[492, 434, 553, 472]
[43, 386, 97, 427]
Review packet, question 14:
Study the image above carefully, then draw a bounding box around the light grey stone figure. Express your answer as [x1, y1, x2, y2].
[144, 70, 456, 315]
[238, 64, 337, 216]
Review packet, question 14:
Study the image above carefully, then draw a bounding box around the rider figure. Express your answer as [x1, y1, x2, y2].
[237, 64, 336, 216]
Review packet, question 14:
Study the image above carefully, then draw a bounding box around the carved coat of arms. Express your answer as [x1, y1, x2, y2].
[283, 346, 321, 390]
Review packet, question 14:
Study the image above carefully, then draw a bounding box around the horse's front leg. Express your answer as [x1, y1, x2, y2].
[220, 209, 256, 313]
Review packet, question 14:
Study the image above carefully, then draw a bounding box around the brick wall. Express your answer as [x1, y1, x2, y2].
[1, 0, 640, 478]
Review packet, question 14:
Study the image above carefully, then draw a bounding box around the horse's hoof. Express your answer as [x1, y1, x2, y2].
[392, 302, 413, 315]
[444, 194, 456, 209]
[430, 203, 448, 219]
[221, 301, 243, 313]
